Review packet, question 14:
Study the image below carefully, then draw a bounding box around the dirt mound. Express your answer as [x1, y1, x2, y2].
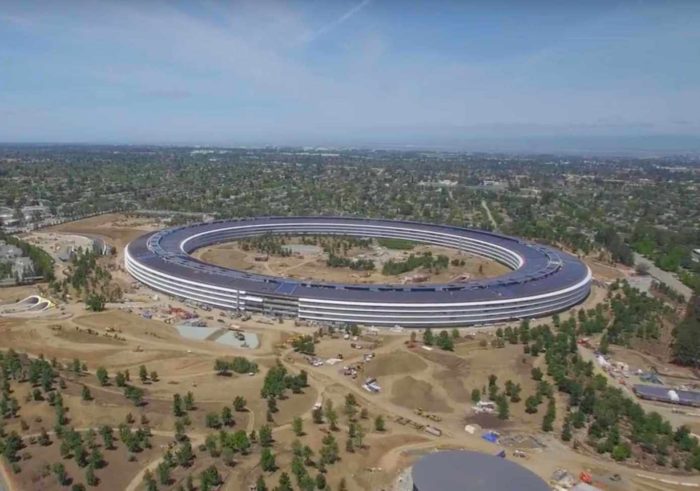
[391, 375, 451, 413]
[465, 412, 511, 429]
[417, 348, 470, 373]
[436, 370, 470, 403]
[365, 351, 428, 378]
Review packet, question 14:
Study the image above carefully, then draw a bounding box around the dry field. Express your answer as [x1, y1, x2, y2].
[195, 240, 510, 285]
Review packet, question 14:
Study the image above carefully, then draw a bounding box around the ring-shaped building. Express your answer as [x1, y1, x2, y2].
[125, 216, 591, 327]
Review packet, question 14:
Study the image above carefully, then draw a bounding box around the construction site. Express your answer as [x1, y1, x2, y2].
[0, 213, 698, 490]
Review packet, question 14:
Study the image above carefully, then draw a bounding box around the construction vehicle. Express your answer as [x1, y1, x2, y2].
[579, 471, 593, 484]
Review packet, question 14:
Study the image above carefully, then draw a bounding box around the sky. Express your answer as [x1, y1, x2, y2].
[1, 0, 699, 151]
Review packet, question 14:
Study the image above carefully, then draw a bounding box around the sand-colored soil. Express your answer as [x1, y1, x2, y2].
[195, 240, 510, 285]
[364, 351, 428, 378]
[391, 376, 452, 413]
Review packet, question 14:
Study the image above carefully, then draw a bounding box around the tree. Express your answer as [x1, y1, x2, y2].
[95, 367, 108, 386]
[81, 385, 92, 401]
[277, 473, 293, 491]
[561, 418, 572, 442]
[85, 465, 98, 486]
[496, 396, 509, 420]
[206, 412, 221, 429]
[115, 371, 126, 387]
[89, 447, 103, 469]
[150, 371, 159, 382]
[260, 448, 276, 472]
[231, 430, 251, 454]
[510, 383, 522, 403]
[52, 462, 68, 485]
[256, 475, 268, 491]
[423, 328, 434, 346]
[267, 396, 278, 414]
[221, 406, 233, 427]
[173, 394, 184, 417]
[99, 426, 114, 450]
[599, 333, 610, 355]
[436, 330, 454, 351]
[312, 406, 324, 424]
[374, 415, 385, 432]
[124, 385, 144, 406]
[39, 427, 51, 446]
[139, 365, 148, 383]
[259, 425, 273, 447]
[199, 465, 222, 490]
[214, 359, 231, 376]
[143, 469, 158, 491]
[176, 441, 193, 467]
[469, 388, 481, 404]
[85, 293, 105, 312]
[157, 461, 171, 485]
[293, 416, 304, 436]
[525, 395, 539, 414]
[531, 367, 543, 381]
[233, 395, 247, 412]
[184, 391, 195, 410]
[325, 401, 338, 431]
[612, 443, 631, 461]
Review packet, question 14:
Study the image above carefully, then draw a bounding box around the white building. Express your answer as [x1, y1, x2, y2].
[692, 248, 700, 263]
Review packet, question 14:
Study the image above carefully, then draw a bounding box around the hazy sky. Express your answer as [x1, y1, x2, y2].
[1, 0, 699, 148]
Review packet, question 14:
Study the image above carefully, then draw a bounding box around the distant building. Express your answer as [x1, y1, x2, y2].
[57, 245, 76, 262]
[92, 238, 115, 256]
[692, 248, 700, 263]
[21, 205, 51, 222]
[11, 257, 34, 280]
[0, 242, 23, 260]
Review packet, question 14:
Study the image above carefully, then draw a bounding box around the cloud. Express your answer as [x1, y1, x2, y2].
[301, 0, 372, 44]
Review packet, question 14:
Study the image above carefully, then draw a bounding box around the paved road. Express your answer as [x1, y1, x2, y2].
[633, 253, 692, 300]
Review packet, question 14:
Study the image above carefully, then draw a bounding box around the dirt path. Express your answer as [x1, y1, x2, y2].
[481, 200, 498, 231]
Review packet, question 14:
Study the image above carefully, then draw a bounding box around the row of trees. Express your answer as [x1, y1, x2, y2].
[326, 254, 375, 271]
[382, 252, 449, 276]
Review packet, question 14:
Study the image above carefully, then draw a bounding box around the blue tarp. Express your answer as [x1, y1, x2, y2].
[482, 431, 499, 443]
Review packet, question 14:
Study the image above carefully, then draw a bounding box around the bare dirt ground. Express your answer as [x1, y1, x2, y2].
[195, 240, 510, 285]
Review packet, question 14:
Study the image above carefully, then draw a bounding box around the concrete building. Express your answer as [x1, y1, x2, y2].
[11, 257, 34, 280]
[692, 248, 700, 263]
[0, 242, 23, 260]
[126, 217, 591, 327]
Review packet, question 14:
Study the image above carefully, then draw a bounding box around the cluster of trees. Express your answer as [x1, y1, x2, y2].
[631, 223, 699, 274]
[240, 233, 291, 257]
[672, 296, 700, 366]
[595, 226, 634, 266]
[382, 252, 449, 276]
[214, 357, 258, 376]
[260, 362, 308, 401]
[291, 335, 315, 355]
[326, 254, 375, 271]
[313, 235, 372, 256]
[49, 249, 122, 304]
[607, 281, 669, 344]
[421, 328, 457, 351]
[524, 315, 700, 468]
